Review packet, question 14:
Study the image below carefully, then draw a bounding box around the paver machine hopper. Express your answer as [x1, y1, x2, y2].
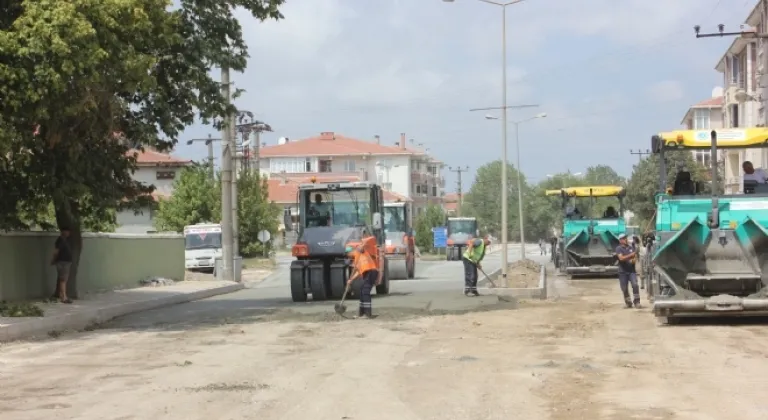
[445, 216, 479, 261]
[546, 186, 627, 278]
[383, 201, 416, 279]
[648, 128, 768, 323]
[286, 179, 390, 302]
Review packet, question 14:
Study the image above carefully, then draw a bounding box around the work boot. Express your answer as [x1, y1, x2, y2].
[634, 301, 642, 309]
[471, 290, 480, 297]
[624, 302, 633, 309]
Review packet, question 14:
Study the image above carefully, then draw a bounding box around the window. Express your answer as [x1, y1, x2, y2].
[693, 109, 710, 130]
[730, 104, 740, 127]
[318, 159, 332, 173]
[431, 185, 438, 197]
[270, 158, 308, 173]
[156, 171, 175, 180]
[301, 188, 369, 228]
[730, 55, 741, 85]
[343, 160, 356, 172]
[694, 150, 711, 168]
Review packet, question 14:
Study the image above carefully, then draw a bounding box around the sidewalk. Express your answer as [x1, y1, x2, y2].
[0, 280, 245, 342]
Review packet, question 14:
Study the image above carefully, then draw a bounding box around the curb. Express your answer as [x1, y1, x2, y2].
[479, 264, 547, 300]
[0, 283, 244, 343]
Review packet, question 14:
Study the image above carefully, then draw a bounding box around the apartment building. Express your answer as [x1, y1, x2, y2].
[259, 131, 445, 217]
[680, 88, 724, 168]
[715, 1, 765, 193]
[115, 149, 192, 233]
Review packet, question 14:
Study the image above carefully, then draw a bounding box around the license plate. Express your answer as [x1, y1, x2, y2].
[589, 266, 605, 272]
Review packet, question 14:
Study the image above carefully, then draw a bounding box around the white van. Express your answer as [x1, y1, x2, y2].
[183, 223, 223, 272]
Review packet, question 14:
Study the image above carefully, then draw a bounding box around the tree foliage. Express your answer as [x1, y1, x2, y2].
[0, 0, 284, 296]
[154, 165, 280, 257]
[462, 160, 528, 240]
[414, 204, 445, 253]
[625, 152, 721, 229]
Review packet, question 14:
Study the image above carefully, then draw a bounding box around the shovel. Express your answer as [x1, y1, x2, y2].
[334, 282, 352, 315]
[479, 267, 497, 288]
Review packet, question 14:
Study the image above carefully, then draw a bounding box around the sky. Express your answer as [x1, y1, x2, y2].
[172, 0, 755, 192]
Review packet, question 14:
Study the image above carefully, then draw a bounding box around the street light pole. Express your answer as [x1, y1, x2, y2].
[446, 0, 529, 286]
[512, 113, 546, 258]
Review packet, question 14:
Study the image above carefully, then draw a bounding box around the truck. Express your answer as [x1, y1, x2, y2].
[545, 186, 627, 278]
[445, 216, 479, 261]
[383, 201, 416, 279]
[285, 179, 391, 302]
[648, 128, 768, 324]
[183, 223, 222, 273]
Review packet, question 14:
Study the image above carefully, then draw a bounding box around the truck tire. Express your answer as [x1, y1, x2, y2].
[290, 264, 307, 302]
[310, 270, 329, 301]
[376, 258, 391, 295]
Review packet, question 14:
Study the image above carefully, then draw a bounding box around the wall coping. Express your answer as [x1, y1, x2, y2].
[0, 231, 182, 239]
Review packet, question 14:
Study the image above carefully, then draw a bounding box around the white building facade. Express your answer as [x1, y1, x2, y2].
[680, 89, 724, 169]
[259, 132, 445, 216]
[115, 150, 191, 233]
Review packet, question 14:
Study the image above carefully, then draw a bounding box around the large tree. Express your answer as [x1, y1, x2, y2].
[154, 165, 280, 257]
[462, 160, 528, 240]
[0, 0, 284, 297]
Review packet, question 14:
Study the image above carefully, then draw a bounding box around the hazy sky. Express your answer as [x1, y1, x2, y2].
[173, 0, 753, 191]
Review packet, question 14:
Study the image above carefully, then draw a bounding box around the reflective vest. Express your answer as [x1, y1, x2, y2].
[354, 237, 380, 274]
[463, 241, 485, 264]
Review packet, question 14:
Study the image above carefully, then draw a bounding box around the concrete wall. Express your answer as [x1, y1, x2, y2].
[0, 232, 184, 302]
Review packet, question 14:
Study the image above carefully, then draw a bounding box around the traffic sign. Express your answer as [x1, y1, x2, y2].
[257, 230, 271, 243]
[432, 226, 447, 248]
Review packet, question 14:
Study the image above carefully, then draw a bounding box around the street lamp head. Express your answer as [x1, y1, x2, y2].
[186, 140, 194, 145]
[536, 112, 547, 119]
[442, 0, 455, 2]
[484, 114, 499, 120]
[573, 172, 583, 176]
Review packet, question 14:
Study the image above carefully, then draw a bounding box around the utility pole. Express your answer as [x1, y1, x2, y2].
[629, 149, 651, 163]
[230, 109, 239, 259]
[220, 67, 234, 282]
[449, 166, 469, 216]
[186, 134, 221, 179]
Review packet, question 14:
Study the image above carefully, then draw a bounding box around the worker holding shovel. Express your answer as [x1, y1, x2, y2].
[462, 237, 490, 297]
[345, 235, 382, 319]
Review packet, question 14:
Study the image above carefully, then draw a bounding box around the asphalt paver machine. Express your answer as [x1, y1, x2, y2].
[546, 186, 627, 278]
[649, 128, 768, 323]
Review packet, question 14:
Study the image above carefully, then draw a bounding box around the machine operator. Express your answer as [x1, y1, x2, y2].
[309, 193, 331, 226]
[743, 161, 768, 183]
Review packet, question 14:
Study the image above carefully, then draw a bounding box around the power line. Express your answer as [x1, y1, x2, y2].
[449, 166, 470, 216]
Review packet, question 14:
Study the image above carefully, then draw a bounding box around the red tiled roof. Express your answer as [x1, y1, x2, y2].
[443, 193, 459, 202]
[260, 132, 418, 158]
[267, 174, 412, 204]
[127, 149, 192, 166]
[443, 201, 458, 212]
[693, 96, 723, 107]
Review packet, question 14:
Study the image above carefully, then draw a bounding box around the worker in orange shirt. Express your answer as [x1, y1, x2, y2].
[346, 234, 383, 318]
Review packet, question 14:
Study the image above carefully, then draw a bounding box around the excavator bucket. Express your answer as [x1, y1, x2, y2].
[652, 205, 768, 317]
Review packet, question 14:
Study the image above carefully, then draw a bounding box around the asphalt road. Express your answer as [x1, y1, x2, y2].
[103, 245, 549, 331]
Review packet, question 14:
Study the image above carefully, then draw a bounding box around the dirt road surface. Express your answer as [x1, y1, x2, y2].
[3, 271, 768, 419]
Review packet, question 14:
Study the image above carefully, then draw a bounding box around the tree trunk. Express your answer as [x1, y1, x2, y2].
[54, 198, 82, 299]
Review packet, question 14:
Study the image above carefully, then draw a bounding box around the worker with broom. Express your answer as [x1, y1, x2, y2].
[462, 236, 490, 297]
[345, 234, 383, 319]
